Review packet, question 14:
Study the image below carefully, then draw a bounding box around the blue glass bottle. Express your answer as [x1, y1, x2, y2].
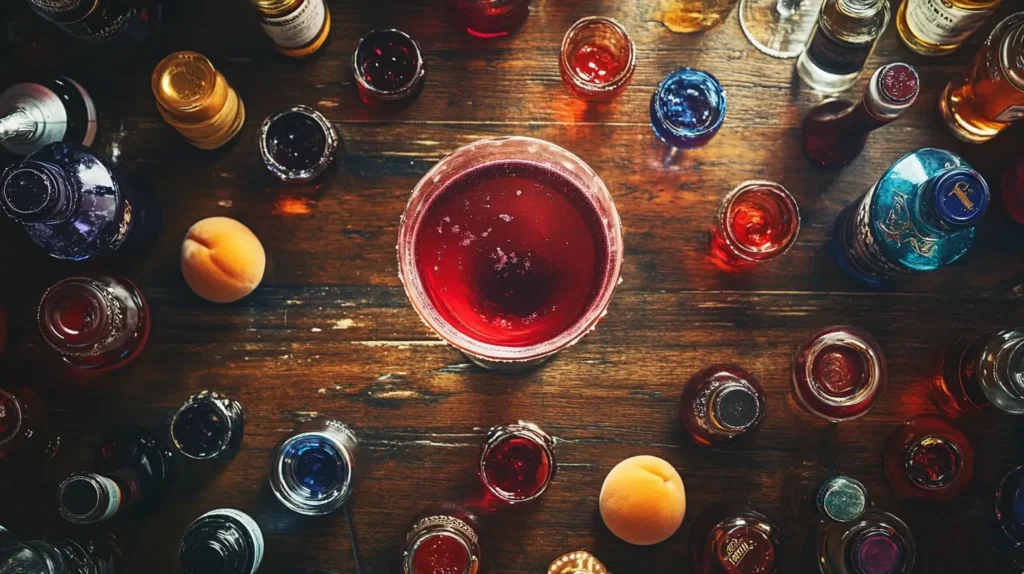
[832, 148, 989, 287]
[269, 419, 357, 515]
[0, 142, 159, 261]
[650, 68, 726, 163]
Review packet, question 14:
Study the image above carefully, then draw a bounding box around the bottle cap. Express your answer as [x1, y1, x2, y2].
[903, 435, 963, 490]
[0, 163, 59, 223]
[151, 52, 229, 124]
[171, 391, 244, 460]
[548, 550, 608, 574]
[711, 384, 761, 432]
[867, 63, 919, 118]
[816, 476, 867, 522]
[932, 168, 989, 227]
[259, 105, 338, 183]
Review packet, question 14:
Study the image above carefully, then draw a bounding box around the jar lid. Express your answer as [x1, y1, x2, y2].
[151, 52, 229, 123]
[817, 476, 867, 522]
[259, 105, 338, 183]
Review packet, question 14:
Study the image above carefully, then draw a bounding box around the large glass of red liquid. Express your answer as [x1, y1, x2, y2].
[398, 137, 623, 370]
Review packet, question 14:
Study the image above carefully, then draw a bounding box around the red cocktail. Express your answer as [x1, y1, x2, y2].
[792, 326, 886, 422]
[711, 180, 800, 271]
[398, 137, 623, 369]
[479, 422, 555, 505]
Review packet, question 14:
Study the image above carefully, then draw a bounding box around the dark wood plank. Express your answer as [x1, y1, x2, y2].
[2, 0, 1024, 573]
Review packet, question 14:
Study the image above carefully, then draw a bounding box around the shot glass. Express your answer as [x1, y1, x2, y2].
[710, 180, 800, 271]
[792, 326, 886, 423]
[650, 68, 726, 164]
[352, 29, 426, 106]
[559, 16, 636, 101]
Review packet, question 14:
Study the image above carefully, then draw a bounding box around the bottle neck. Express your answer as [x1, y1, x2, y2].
[58, 472, 126, 525]
[0, 108, 39, 142]
[0, 161, 76, 224]
[180, 519, 250, 574]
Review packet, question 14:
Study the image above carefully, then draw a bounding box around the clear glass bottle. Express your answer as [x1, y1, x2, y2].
[655, 0, 741, 33]
[402, 508, 481, 574]
[57, 426, 174, 525]
[0, 533, 126, 573]
[940, 12, 1024, 143]
[478, 422, 555, 505]
[170, 391, 244, 460]
[179, 509, 264, 574]
[25, 0, 161, 54]
[819, 510, 915, 574]
[897, 0, 1002, 56]
[882, 415, 975, 502]
[689, 503, 783, 574]
[269, 419, 357, 515]
[38, 275, 150, 373]
[831, 149, 989, 287]
[0, 385, 60, 460]
[0, 143, 158, 260]
[792, 326, 886, 422]
[803, 62, 919, 167]
[934, 329, 1024, 416]
[0, 77, 97, 156]
[796, 0, 890, 93]
[249, 0, 330, 58]
[680, 364, 766, 446]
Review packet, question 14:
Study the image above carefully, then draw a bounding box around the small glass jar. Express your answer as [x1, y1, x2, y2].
[792, 326, 886, 422]
[710, 181, 800, 271]
[548, 551, 608, 574]
[38, 275, 150, 373]
[559, 17, 636, 101]
[479, 422, 555, 504]
[883, 415, 974, 502]
[819, 510, 915, 574]
[650, 68, 726, 162]
[260, 105, 338, 183]
[170, 391, 244, 460]
[452, 0, 530, 38]
[680, 364, 765, 446]
[353, 29, 427, 106]
[397, 137, 624, 370]
[997, 465, 1024, 545]
[269, 419, 357, 515]
[403, 510, 481, 574]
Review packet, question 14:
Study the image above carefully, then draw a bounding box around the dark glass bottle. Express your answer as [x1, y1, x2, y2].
[0, 533, 126, 573]
[998, 465, 1024, 545]
[402, 507, 481, 574]
[819, 510, 915, 574]
[25, 0, 161, 54]
[179, 509, 264, 574]
[57, 426, 173, 525]
[38, 275, 150, 373]
[689, 503, 783, 574]
[803, 63, 920, 167]
[0, 143, 159, 260]
[883, 415, 974, 502]
[681, 364, 765, 446]
[269, 419, 357, 515]
[934, 329, 1024, 416]
[0, 77, 97, 156]
[0, 384, 60, 460]
[170, 391, 244, 460]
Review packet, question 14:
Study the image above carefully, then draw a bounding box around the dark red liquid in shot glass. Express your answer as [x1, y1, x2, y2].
[413, 160, 611, 348]
[711, 184, 798, 270]
[411, 533, 470, 574]
[571, 45, 625, 85]
[483, 435, 551, 499]
[812, 344, 868, 398]
[359, 36, 419, 92]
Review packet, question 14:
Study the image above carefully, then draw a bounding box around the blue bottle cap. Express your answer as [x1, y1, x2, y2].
[650, 68, 726, 148]
[932, 168, 989, 227]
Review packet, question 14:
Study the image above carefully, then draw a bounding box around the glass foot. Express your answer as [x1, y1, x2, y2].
[740, 0, 822, 59]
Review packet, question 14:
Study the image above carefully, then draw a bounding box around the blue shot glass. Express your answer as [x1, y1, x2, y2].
[269, 420, 358, 515]
[650, 68, 727, 165]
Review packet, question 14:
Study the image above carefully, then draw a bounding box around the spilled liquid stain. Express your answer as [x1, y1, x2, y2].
[272, 196, 315, 215]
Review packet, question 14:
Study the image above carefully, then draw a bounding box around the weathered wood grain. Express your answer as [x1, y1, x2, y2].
[2, 0, 1024, 573]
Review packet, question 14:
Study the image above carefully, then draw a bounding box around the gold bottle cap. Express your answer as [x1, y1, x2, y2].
[152, 51, 230, 123]
[548, 551, 609, 574]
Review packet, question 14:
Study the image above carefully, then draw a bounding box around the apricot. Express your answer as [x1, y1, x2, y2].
[181, 217, 266, 303]
[599, 455, 686, 545]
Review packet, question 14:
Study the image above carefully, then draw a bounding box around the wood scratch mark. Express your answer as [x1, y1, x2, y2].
[317, 100, 341, 108]
[311, 327, 322, 332]
[364, 439, 474, 448]
[285, 300, 304, 305]
[354, 340, 446, 348]
[217, 199, 233, 207]
[333, 318, 357, 330]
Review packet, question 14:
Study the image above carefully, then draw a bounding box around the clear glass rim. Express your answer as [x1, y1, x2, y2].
[478, 421, 555, 503]
[653, 68, 727, 141]
[559, 16, 636, 97]
[352, 29, 426, 100]
[403, 517, 480, 574]
[793, 326, 886, 421]
[717, 180, 801, 262]
[259, 105, 339, 183]
[270, 430, 355, 515]
[0, 389, 22, 447]
[170, 395, 236, 460]
[397, 136, 624, 363]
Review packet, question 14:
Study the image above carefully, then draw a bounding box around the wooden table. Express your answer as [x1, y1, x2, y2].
[2, 1, 1024, 572]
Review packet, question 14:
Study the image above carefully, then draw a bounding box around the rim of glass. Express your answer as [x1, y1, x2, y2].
[0, 390, 22, 447]
[403, 528, 478, 574]
[397, 136, 624, 363]
[259, 105, 339, 183]
[270, 430, 354, 515]
[559, 16, 636, 96]
[793, 326, 886, 421]
[352, 29, 425, 99]
[478, 422, 555, 503]
[717, 180, 801, 262]
[653, 67, 727, 141]
[170, 395, 236, 460]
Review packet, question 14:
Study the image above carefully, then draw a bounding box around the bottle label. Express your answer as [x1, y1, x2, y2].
[200, 509, 264, 573]
[96, 475, 123, 521]
[905, 0, 994, 46]
[804, 24, 874, 76]
[995, 104, 1024, 123]
[260, 0, 326, 49]
[844, 185, 913, 281]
